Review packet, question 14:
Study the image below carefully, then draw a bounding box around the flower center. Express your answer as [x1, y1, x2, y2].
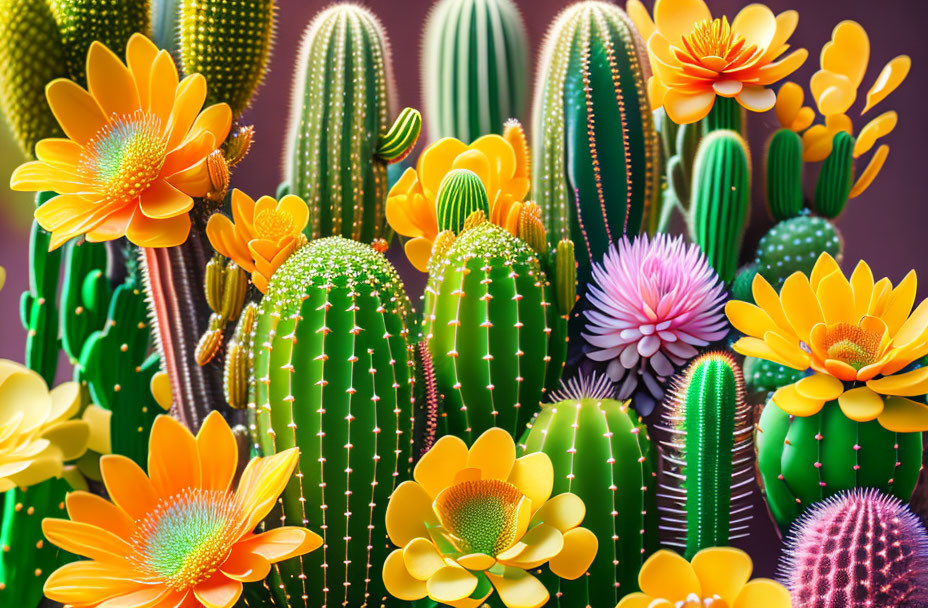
[130, 488, 241, 591]
[822, 322, 884, 371]
[434, 479, 525, 556]
[80, 110, 167, 202]
[254, 208, 295, 241]
[681, 17, 748, 65]
[676, 595, 729, 608]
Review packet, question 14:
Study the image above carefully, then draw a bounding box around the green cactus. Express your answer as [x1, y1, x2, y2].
[754, 215, 843, 291]
[284, 4, 421, 243]
[248, 237, 415, 608]
[422, 0, 529, 142]
[702, 96, 744, 134]
[522, 373, 657, 603]
[179, 0, 275, 116]
[658, 352, 753, 559]
[412, 340, 441, 462]
[765, 128, 804, 220]
[689, 130, 751, 284]
[742, 356, 805, 395]
[533, 0, 658, 285]
[422, 221, 567, 443]
[731, 263, 757, 304]
[814, 131, 855, 219]
[60, 240, 112, 367]
[654, 110, 701, 233]
[756, 398, 921, 533]
[436, 168, 491, 233]
[0, 0, 67, 157]
[150, 0, 180, 53]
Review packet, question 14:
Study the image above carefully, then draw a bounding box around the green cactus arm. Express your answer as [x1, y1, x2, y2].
[150, 0, 180, 53]
[765, 128, 804, 220]
[814, 131, 855, 218]
[22, 197, 62, 386]
[553, 238, 576, 319]
[702, 96, 744, 135]
[60, 240, 112, 365]
[376, 107, 421, 164]
[755, 216, 843, 291]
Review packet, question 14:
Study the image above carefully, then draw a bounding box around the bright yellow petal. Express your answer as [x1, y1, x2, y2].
[616, 593, 656, 608]
[849, 261, 875, 320]
[138, 179, 194, 220]
[764, 331, 811, 370]
[427, 565, 479, 603]
[418, 138, 470, 200]
[403, 537, 445, 581]
[780, 272, 825, 340]
[775, 82, 803, 128]
[726, 301, 782, 340]
[733, 578, 792, 608]
[735, 86, 777, 112]
[810, 70, 856, 116]
[34, 138, 83, 169]
[867, 366, 928, 397]
[43, 560, 143, 606]
[206, 213, 253, 272]
[186, 103, 233, 148]
[127, 33, 158, 111]
[638, 549, 701, 601]
[148, 50, 180, 125]
[386, 480, 439, 547]
[802, 124, 835, 162]
[126, 207, 191, 248]
[497, 523, 563, 568]
[65, 491, 136, 540]
[405, 237, 433, 273]
[731, 3, 777, 54]
[662, 88, 716, 124]
[809, 253, 842, 291]
[414, 434, 469, 498]
[235, 447, 300, 531]
[196, 410, 238, 492]
[466, 427, 516, 480]
[100, 454, 158, 520]
[45, 79, 107, 145]
[882, 270, 917, 336]
[816, 270, 856, 326]
[691, 547, 753, 605]
[796, 373, 844, 401]
[166, 74, 208, 150]
[791, 106, 815, 132]
[854, 111, 897, 158]
[863, 55, 910, 114]
[86, 41, 140, 117]
[820, 21, 870, 88]
[652, 0, 711, 48]
[486, 567, 549, 608]
[193, 572, 242, 608]
[235, 526, 322, 563]
[547, 526, 597, 580]
[849, 144, 889, 199]
[626, 0, 656, 42]
[877, 396, 928, 433]
[731, 337, 796, 369]
[507, 452, 553, 513]
[383, 549, 428, 601]
[528, 492, 585, 532]
[837, 386, 884, 422]
[42, 518, 132, 564]
[772, 383, 825, 417]
[277, 194, 310, 234]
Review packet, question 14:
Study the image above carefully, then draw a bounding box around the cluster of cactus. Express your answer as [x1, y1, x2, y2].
[658, 352, 753, 558]
[654, 112, 701, 233]
[284, 4, 421, 243]
[521, 373, 657, 604]
[421, 0, 529, 142]
[247, 237, 416, 608]
[754, 214, 843, 292]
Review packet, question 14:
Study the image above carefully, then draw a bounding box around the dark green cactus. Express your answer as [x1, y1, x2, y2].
[522, 373, 657, 603]
[731, 263, 758, 304]
[742, 356, 805, 395]
[249, 237, 415, 608]
[422, 0, 529, 142]
[284, 4, 421, 243]
[422, 221, 567, 442]
[814, 131, 855, 219]
[754, 215, 843, 291]
[756, 398, 921, 533]
[60, 240, 111, 367]
[702, 96, 744, 134]
[766, 128, 804, 220]
[436, 168, 491, 234]
[658, 352, 752, 559]
[689, 130, 751, 284]
[533, 0, 658, 286]
[179, 0, 275, 116]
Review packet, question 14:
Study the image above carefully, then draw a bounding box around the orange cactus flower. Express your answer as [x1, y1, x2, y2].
[41, 412, 321, 608]
[10, 34, 232, 249]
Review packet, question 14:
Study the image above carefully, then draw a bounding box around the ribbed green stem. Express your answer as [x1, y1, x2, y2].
[814, 131, 855, 218]
[703, 96, 743, 134]
[60, 240, 111, 366]
[20, 194, 61, 386]
[765, 128, 804, 220]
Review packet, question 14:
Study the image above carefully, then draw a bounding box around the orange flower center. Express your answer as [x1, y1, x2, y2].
[434, 479, 525, 556]
[681, 17, 750, 69]
[80, 110, 167, 202]
[254, 208, 295, 241]
[130, 488, 242, 591]
[822, 322, 884, 371]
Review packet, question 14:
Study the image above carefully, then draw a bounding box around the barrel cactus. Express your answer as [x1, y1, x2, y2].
[248, 237, 416, 608]
[284, 4, 421, 243]
[754, 214, 843, 291]
[422, 0, 529, 142]
[765, 128, 804, 220]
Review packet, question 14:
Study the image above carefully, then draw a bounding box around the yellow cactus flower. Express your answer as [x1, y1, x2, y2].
[382, 428, 597, 608]
[10, 34, 232, 250]
[386, 121, 530, 272]
[616, 547, 790, 608]
[0, 359, 89, 492]
[206, 189, 310, 293]
[727, 253, 928, 432]
[626, 0, 807, 124]
[42, 411, 322, 608]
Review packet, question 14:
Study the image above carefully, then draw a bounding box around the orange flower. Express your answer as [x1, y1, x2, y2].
[206, 189, 310, 293]
[41, 412, 321, 608]
[10, 34, 232, 249]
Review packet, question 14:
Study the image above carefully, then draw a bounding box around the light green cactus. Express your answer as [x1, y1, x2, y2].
[436, 168, 491, 233]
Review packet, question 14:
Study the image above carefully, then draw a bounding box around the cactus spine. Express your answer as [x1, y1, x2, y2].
[754, 215, 843, 291]
[532, 0, 658, 286]
[814, 131, 855, 218]
[249, 237, 415, 608]
[658, 352, 753, 559]
[689, 130, 751, 284]
[422, 0, 529, 142]
[285, 4, 421, 243]
[522, 374, 657, 603]
[765, 128, 804, 220]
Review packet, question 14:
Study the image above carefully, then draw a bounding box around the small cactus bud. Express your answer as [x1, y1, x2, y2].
[517, 201, 547, 254]
[206, 150, 230, 202]
[554, 238, 576, 317]
[195, 326, 223, 366]
[219, 262, 247, 322]
[224, 125, 254, 167]
[223, 302, 255, 409]
[376, 107, 421, 164]
[503, 119, 530, 178]
[462, 209, 487, 231]
[204, 255, 225, 313]
[436, 168, 490, 234]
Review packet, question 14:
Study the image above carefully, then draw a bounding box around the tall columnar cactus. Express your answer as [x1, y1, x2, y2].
[814, 131, 855, 218]
[689, 130, 751, 284]
[285, 4, 421, 243]
[522, 374, 657, 603]
[765, 128, 804, 220]
[179, 0, 275, 116]
[658, 352, 753, 559]
[422, 221, 566, 442]
[60, 240, 111, 367]
[756, 398, 922, 533]
[421, 0, 529, 142]
[248, 237, 415, 608]
[532, 0, 658, 285]
[754, 214, 843, 291]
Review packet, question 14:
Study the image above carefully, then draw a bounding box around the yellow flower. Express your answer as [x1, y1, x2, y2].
[627, 0, 807, 124]
[382, 428, 597, 608]
[206, 189, 310, 293]
[386, 120, 530, 272]
[616, 547, 790, 608]
[0, 359, 89, 492]
[10, 34, 232, 250]
[42, 411, 322, 608]
[727, 253, 928, 432]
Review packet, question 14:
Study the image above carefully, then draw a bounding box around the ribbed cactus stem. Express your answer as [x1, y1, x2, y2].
[150, 0, 180, 53]
[60, 240, 111, 366]
[765, 128, 804, 220]
[422, 0, 529, 142]
[702, 95, 744, 134]
[437, 168, 491, 233]
[814, 131, 855, 218]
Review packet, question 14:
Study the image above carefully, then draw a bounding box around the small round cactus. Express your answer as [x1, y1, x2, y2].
[754, 215, 843, 291]
[742, 356, 805, 394]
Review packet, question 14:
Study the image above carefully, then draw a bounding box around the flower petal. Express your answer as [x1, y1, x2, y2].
[547, 526, 597, 580]
[236, 447, 300, 531]
[236, 526, 322, 563]
[732, 578, 792, 608]
[507, 452, 553, 513]
[185, 103, 233, 148]
[193, 572, 242, 608]
[100, 454, 158, 520]
[731, 3, 777, 53]
[691, 547, 753, 605]
[821, 21, 870, 88]
[485, 566, 549, 608]
[148, 51, 180, 125]
[849, 144, 889, 199]
[653, 0, 711, 48]
[529, 492, 585, 531]
[42, 519, 133, 564]
[662, 88, 716, 124]
[882, 270, 917, 336]
[497, 523, 563, 568]
[166, 74, 207, 150]
[86, 41, 140, 117]
[43, 560, 142, 606]
[780, 272, 825, 341]
[877, 396, 928, 433]
[383, 548, 429, 600]
[139, 179, 194, 220]
[616, 593, 656, 608]
[837, 386, 884, 422]
[415, 434, 469, 498]
[863, 55, 910, 114]
[65, 491, 137, 540]
[196, 411, 238, 492]
[148, 414, 200, 498]
[638, 550, 701, 601]
[427, 565, 479, 603]
[45, 79, 107, 145]
[772, 383, 825, 417]
[126, 34, 158, 111]
[386, 480, 440, 547]
[467, 427, 516, 480]
[854, 111, 897, 158]
[867, 367, 928, 397]
[726, 300, 781, 339]
[403, 537, 445, 581]
[126, 207, 191, 248]
[219, 549, 271, 583]
[796, 373, 844, 401]
[735, 86, 776, 112]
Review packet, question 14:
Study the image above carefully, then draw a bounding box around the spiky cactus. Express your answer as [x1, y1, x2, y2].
[779, 489, 928, 608]
[522, 374, 657, 603]
[731, 263, 757, 303]
[765, 128, 804, 220]
[421, 0, 529, 142]
[248, 237, 415, 608]
[60, 240, 111, 367]
[179, 0, 275, 116]
[756, 398, 922, 533]
[532, 0, 658, 286]
[689, 130, 751, 284]
[754, 215, 843, 291]
[658, 352, 752, 559]
[814, 131, 855, 219]
[284, 4, 421, 243]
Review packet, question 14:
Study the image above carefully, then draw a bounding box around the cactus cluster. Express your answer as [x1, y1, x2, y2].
[754, 214, 843, 291]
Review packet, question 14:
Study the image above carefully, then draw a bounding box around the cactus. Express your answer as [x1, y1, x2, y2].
[522, 373, 658, 603]
[657, 352, 753, 559]
[742, 356, 805, 395]
[814, 131, 855, 218]
[731, 263, 757, 303]
[754, 214, 843, 291]
[436, 168, 491, 233]
[702, 95, 744, 134]
[284, 4, 421, 243]
[248, 237, 415, 608]
[532, 0, 658, 286]
[150, 0, 180, 53]
[779, 489, 928, 608]
[421, 0, 529, 142]
[223, 301, 256, 410]
[689, 130, 751, 284]
[765, 129, 804, 221]
[179, 0, 275, 116]
[422, 221, 567, 442]
[654, 111, 701, 233]
[411, 340, 440, 462]
[60, 240, 112, 367]
[756, 398, 922, 533]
